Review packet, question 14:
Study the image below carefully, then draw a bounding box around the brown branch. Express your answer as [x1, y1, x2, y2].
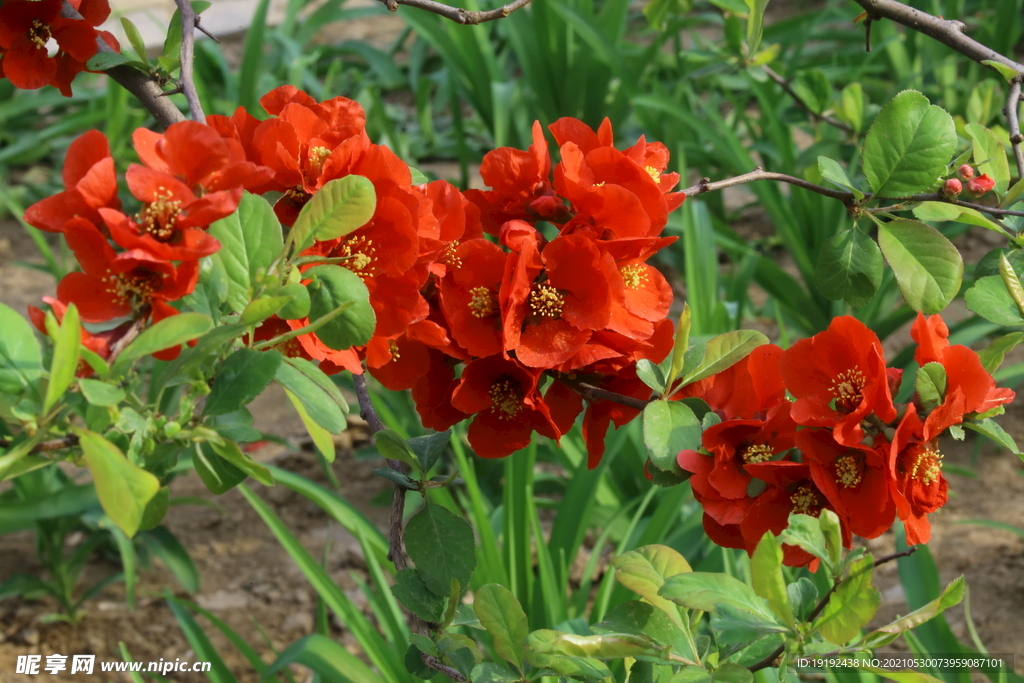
[1006, 76, 1024, 183]
[850, 0, 1024, 76]
[0, 435, 80, 453]
[422, 655, 469, 682]
[173, 0, 206, 123]
[762, 66, 854, 135]
[61, 1, 186, 130]
[380, 0, 534, 24]
[555, 374, 652, 411]
[749, 546, 918, 672]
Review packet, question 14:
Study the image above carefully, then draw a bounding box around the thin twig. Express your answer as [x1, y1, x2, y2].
[749, 546, 918, 672]
[1006, 76, 1024, 182]
[0, 435, 80, 453]
[173, 0, 206, 122]
[762, 66, 854, 135]
[556, 375, 652, 411]
[422, 655, 469, 682]
[61, 1, 185, 129]
[379, 0, 534, 24]
[194, 16, 220, 42]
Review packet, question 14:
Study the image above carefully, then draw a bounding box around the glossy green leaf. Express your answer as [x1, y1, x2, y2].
[408, 430, 451, 474]
[0, 302, 42, 395]
[474, 584, 528, 671]
[751, 533, 794, 628]
[86, 52, 133, 70]
[529, 630, 657, 660]
[682, 330, 768, 384]
[817, 157, 864, 200]
[376, 430, 420, 471]
[114, 313, 213, 370]
[210, 439, 274, 486]
[912, 201, 1008, 235]
[915, 362, 948, 412]
[966, 123, 1010, 195]
[840, 82, 865, 133]
[814, 229, 883, 307]
[815, 555, 880, 644]
[241, 295, 293, 325]
[819, 509, 843, 570]
[593, 601, 691, 656]
[964, 418, 1020, 454]
[208, 192, 284, 313]
[660, 573, 774, 621]
[641, 400, 701, 473]
[138, 487, 170, 532]
[877, 219, 963, 313]
[276, 282, 311, 320]
[290, 175, 376, 253]
[611, 544, 692, 630]
[275, 360, 346, 433]
[470, 663, 521, 683]
[863, 90, 957, 197]
[636, 359, 667, 394]
[78, 378, 126, 407]
[406, 504, 476, 597]
[120, 17, 149, 63]
[391, 569, 446, 623]
[858, 577, 964, 650]
[965, 275, 1024, 325]
[978, 332, 1024, 374]
[44, 303, 81, 413]
[778, 514, 833, 574]
[76, 428, 160, 537]
[204, 349, 282, 417]
[283, 388, 336, 463]
[743, 0, 769, 54]
[305, 265, 375, 350]
[193, 442, 247, 495]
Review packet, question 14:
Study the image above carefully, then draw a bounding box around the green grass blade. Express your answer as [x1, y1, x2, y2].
[166, 596, 266, 674]
[238, 0, 273, 113]
[261, 634, 382, 683]
[166, 596, 238, 683]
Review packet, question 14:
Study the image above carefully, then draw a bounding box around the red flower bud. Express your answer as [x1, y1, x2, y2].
[943, 178, 962, 198]
[957, 164, 975, 180]
[967, 173, 995, 196]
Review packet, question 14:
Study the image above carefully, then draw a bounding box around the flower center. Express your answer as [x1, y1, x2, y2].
[529, 283, 564, 318]
[789, 482, 824, 516]
[135, 188, 183, 241]
[488, 378, 523, 419]
[28, 20, 52, 50]
[645, 166, 661, 184]
[468, 286, 498, 318]
[336, 235, 375, 278]
[834, 452, 863, 488]
[910, 444, 943, 486]
[741, 444, 773, 464]
[103, 270, 161, 308]
[829, 366, 867, 413]
[388, 339, 401, 361]
[440, 241, 462, 267]
[307, 146, 332, 173]
[620, 264, 648, 289]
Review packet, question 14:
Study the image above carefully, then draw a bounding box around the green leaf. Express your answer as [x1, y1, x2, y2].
[815, 555, 880, 644]
[78, 378, 126, 407]
[44, 304, 81, 413]
[283, 388, 336, 463]
[814, 229, 883, 307]
[392, 569, 446, 622]
[208, 192, 284, 313]
[408, 430, 451, 474]
[470, 663, 521, 683]
[914, 362, 948, 412]
[261, 634, 379, 683]
[305, 265, 375, 350]
[139, 487, 170, 532]
[193, 443, 247, 494]
[86, 52, 133, 71]
[113, 313, 213, 371]
[966, 123, 1010, 195]
[980, 60, 1020, 82]
[405, 504, 476, 597]
[275, 360, 347, 433]
[643, 0, 693, 31]
[289, 176, 376, 253]
[120, 17, 149, 64]
[473, 584, 528, 671]
[964, 418, 1020, 455]
[877, 218, 963, 313]
[376, 430, 421, 471]
[636, 358, 667, 394]
[819, 509, 843, 570]
[751, 533, 794, 628]
[529, 630, 657, 660]
[863, 90, 956, 197]
[241, 295, 293, 325]
[611, 544, 692, 630]
[1000, 252, 1024, 318]
[666, 303, 692, 391]
[817, 157, 864, 200]
[204, 349, 282, 417]
[710, 602, 790, 645]
[978, 332, 1024, 374]
[140, 526, 200, 593]
[839, 82, 864, 133]
[593, 601, 691, 655]
[0, 302, 42, 395]
[209, 440, 274, 486]
[683, 330, 768, 384]
[790, 70, 831, 115]
[858, 577, 964, 649]
[778, 514, 833, 573]
[641, 400, 701, 472]
[76, 428, 160, 537]
[965, 275, 1024, 325]
[276, 282, 311, 320]
[743, 0, 769, 54]
[660, 573, 775, 621]
[912, 201, 1009, 235]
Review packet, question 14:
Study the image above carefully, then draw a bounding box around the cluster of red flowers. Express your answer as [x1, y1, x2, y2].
[0, 0, 119, 95]
[25, 122, 271, 361]
[676, 315, 1014, 566]
[199, 86, 685, 458]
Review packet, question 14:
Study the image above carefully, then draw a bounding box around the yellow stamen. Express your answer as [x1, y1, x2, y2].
[790, 483, 823, 516]
[741, 444, 774, 464]
[829, 367, 867, 414]
[911, 445, 943, 486]
[834, 453, 863, 488]
[468, 286, 497, 318]
[620, 264, 648, 290]
[645, 166, 661, 184]
[488, 378, 523, 419]
[529, 283, 564, 318]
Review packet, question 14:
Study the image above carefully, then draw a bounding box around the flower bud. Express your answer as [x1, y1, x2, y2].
[967, 173, 995, 197]
[943, 178, 962, 198]
[957, 164, 975, 180]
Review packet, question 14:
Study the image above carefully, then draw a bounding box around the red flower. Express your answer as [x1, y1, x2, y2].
[366, 320, 451, 391]
[889, 404, 949, 545]
[463, 121, 569, 235]
[411, 350, 471, 432]
[450, 356, 561, 458]
[781, 316, 896, 445]
[580, 371, 652, 468]
[911, 313, 1015, 424]
[675, 344, 786, 421]
[24, 130, 120, 233]
[797, 428, 896, 539]
[439, 239, 507, 358]
[966, 173, 995, 197]
[56, 218, 198, 325]
[700, 402, 797, 500]
[28, 296, 131, 375]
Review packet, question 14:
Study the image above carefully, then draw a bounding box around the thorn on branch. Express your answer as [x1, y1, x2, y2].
[194, 17, 219, 42]
[159, 84, 185, 97]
